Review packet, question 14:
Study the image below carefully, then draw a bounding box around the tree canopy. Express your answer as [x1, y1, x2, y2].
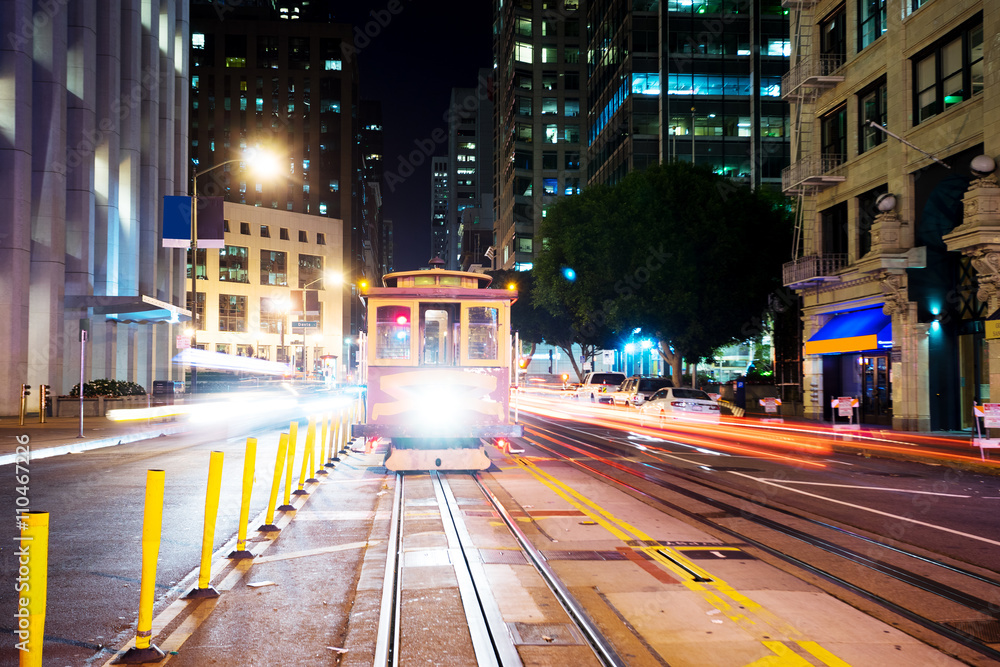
[532, 161, 792, 382]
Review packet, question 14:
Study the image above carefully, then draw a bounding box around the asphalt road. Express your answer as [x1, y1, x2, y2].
[0, 409, 334, 666]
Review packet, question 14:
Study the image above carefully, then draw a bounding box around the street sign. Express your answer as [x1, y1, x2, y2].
[984, 403, 1000, 428]
[292, 321, 318, 328]
[176, 335, 191, 349]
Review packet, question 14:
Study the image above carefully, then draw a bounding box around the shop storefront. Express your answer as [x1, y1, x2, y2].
[805, 307, 893, 425]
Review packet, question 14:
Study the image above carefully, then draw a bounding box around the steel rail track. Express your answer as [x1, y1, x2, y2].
[373, 471, 626, 666]
[521, 418, 1000, 663]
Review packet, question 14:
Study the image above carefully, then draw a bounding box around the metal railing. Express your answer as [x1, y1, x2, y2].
[782, 254, 848, 286]
[782, 54, 845, 99]
[782, 154, 847, 192]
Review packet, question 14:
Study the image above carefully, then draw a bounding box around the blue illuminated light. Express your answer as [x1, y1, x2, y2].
[562, 267, 576, 282]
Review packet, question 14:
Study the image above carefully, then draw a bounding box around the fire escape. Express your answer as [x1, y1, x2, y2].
[781, 0, 846, 289]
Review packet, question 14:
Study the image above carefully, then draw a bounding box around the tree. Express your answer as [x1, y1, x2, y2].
[489, 268, 610, 380]
[534, 161, 792, 383]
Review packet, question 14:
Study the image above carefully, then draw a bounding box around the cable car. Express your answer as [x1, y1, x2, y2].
[352, 260, 522, 471]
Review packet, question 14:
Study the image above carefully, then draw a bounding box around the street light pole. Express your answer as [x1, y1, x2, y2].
[190, 165, 200, 394]
[187, 151, 279, 392]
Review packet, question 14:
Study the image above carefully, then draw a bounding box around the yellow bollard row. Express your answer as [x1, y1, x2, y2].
[42, 423, 341, 666]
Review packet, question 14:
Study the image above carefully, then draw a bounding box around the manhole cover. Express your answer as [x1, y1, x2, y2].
[944, 619, 1000, 643]
[508, 622, 585, 646]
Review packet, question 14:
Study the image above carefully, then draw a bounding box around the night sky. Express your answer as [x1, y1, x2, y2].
[328, 2, 494, 272]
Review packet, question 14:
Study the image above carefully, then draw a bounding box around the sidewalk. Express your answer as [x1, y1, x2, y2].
[0, 413, 187, 466]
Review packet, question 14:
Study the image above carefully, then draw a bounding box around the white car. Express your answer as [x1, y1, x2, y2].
[639, 387, 721, 422]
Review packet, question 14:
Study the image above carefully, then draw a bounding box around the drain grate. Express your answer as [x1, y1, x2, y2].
[542, 550, 628, 561]
[944, 619, 1000, 643]
[508, 622, 585, 646]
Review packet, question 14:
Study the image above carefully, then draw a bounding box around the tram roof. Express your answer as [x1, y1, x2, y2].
[380, 267, 493, 289]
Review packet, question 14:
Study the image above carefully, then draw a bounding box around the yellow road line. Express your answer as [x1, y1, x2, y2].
[511, 453, 852, 665]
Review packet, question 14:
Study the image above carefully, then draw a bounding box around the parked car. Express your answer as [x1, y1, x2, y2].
[573, 371, 627, 403]
[611, 376, 674, 407]
[639, 387, 721, 422]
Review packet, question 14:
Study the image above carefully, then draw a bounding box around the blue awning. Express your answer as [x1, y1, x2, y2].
[806, 307, 892, 355]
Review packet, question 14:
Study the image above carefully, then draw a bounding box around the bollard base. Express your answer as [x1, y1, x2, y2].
[292, 489, 308, 496]
[324, 462, 335, 468]
[331, 456, 341, 462]
[113, 645, 166, 664]
[276, 504, 296, 512]
[185, 585, 220, 599]
[227, 549, 254, 559]
[306, 476, 319, 483]
[316, 469, 329, 475]
[257, 523, 280, 532]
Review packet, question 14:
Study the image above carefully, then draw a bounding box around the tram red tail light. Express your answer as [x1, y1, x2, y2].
[396, 314, 408, 325]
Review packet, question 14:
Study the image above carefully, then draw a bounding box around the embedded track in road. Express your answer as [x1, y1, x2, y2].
[521, 419, 1000, 666]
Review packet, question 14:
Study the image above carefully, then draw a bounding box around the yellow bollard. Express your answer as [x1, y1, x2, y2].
[17, 511, 48, 667]
[115, 470, 166, 663]
[229, 438, 256, 558]
[258, 433, 288, 532]
[331, 410, 343, 462]
[186, 451, 224, 598]
[317, 414, 331, 474]
[278, 421, 298, 511]
[295, 418, 316, 493]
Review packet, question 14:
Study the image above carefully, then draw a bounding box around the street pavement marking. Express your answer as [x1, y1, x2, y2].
[728, 472, 1000, 547]
[252, 541, 376, 564]
[757, 478, 971, 497]
[512, 452, 851, 664]
[752, 640, 819, 666]
[797, 640, 852, 667]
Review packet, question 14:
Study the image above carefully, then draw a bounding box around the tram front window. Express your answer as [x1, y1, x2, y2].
[375, 305, 411, 359]
[421, 304, 459, 365]
[468, 306, 499, 360]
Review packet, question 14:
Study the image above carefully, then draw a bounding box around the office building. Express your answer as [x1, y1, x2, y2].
[782, 0, 995, 430]
[186, 202, 348, 380]
[0, 0, 189, 414]
[189, 1, 374, 370]
[492, 0, 589, 271]
[444, 70, 496, 270]
[588, 0, 789, 188]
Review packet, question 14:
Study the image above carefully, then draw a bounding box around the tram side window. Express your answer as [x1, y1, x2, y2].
[467, 306, 499, 360]
[420, 304, 459, 365]
[375, 305, 411, 359]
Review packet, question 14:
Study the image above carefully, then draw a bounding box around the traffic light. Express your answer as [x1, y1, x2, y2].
[518, 357, 528, 369]
[21, 383, 31, 398]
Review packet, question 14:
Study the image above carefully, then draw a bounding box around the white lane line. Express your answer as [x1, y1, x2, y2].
[252, 541, 375, 564]
[728, 471, 1000, 547]
[756, 478, 971, 498]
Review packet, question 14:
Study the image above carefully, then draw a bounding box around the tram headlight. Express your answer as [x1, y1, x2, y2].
[412, 384, 466, 427]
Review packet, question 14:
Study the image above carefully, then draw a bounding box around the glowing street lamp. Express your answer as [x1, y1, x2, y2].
[189, 148, 280, 392]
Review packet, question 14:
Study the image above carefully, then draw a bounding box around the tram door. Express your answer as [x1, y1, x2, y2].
[860, 355, 890, 425]
[420, 304, 460, 366]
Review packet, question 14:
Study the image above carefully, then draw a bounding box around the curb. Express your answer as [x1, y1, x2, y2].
[0, 425, 188, 466]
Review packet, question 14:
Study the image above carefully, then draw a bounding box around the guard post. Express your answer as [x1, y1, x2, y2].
[17, 511, 49, 667]
[186, 452, 224, 598]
